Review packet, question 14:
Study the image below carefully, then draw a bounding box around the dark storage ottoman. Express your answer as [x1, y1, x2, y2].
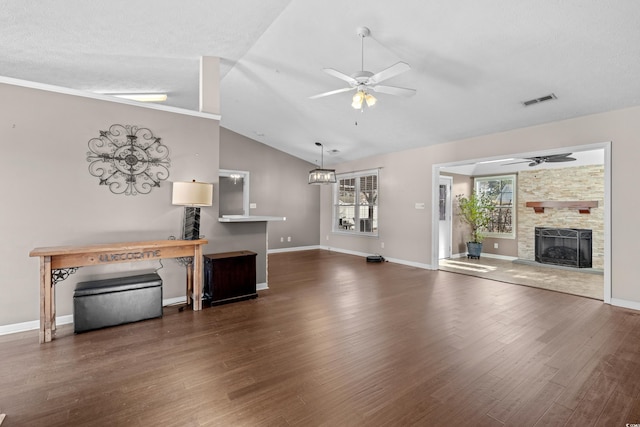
[73, 273, 163, 333]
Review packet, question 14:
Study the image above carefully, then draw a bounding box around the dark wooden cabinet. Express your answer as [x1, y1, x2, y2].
[203, 251, 257, 306]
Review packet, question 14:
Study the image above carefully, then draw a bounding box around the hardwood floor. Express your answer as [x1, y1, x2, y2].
[1, 249, 639, 426]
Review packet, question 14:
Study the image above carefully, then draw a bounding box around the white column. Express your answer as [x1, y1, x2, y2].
[199, 56, 220, 115]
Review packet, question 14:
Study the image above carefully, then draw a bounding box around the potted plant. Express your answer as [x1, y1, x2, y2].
[455, 191, 495, 259]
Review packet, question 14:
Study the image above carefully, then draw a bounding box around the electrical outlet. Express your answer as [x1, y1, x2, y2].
[326, 235, 329, 241]
[287, 236, 291, 242]
[381, 242, 385, 249]
[280, 237, 284, 242]
[494, 243, 499, 249]
[250, 203, 257, 209]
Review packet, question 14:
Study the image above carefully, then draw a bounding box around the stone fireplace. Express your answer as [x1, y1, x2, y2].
[535, 227, 592, 268]
[517, 165, 604, 270]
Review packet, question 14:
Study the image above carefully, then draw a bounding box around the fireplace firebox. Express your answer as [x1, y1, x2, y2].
[535, 227, 592, 268]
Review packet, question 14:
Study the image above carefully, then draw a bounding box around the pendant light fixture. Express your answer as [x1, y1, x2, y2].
[308, 142, 336, 184]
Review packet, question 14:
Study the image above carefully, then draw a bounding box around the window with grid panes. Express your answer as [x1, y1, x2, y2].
[474, 174, 515, 238]
[333, 170, 378, 235]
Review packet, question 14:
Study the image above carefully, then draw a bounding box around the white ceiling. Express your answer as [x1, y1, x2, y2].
[2, 1, 637, 167]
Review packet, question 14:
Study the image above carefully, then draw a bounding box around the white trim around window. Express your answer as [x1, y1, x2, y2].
[332, 169, 379, 236]
[474, 174, 516, 239]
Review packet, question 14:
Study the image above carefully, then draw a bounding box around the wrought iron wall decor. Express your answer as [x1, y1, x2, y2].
[52, 268, 79, 285]
[87, 124, 170, 195]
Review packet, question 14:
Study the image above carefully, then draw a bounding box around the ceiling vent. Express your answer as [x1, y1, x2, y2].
[522, 93, 557, 107]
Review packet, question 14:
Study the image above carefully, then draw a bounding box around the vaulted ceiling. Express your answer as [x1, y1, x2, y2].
[2, 1, 638, 166]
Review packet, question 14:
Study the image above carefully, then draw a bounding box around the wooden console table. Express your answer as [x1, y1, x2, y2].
[29, 239, 207, 343]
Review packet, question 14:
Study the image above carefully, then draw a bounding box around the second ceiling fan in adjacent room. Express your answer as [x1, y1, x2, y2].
[503, 153, 577, 167]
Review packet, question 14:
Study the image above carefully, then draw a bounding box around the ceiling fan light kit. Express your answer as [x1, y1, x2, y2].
[310, 26, 416, 109]
[351, 90, 376, 109]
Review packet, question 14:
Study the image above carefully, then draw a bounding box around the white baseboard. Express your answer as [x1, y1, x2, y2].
[318, 245, 370, 258]
[162, 296, 187, 306]
[0, 295, 208, 336]
[0, 315, 74, 336]
[271, 245, 435, 270]
[450, 252, 517, 261]
[610, 298, 640, 312]
[479, 253, 518, 261]
[319, 246, 435, 270]
[384, 257, 434, 270]
[257, 282, 268, 291]
[268, 245, 321, 254]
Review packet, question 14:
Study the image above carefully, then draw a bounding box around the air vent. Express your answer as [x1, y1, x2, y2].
[522, 93, 557, 107]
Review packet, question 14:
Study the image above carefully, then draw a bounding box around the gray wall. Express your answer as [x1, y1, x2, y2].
[0, 82, 270, 327]
[220, 127, 320, 250]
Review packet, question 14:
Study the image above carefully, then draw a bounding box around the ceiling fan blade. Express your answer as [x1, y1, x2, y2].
[309, 86, 355, 100]
[503, 153, 577, 167]
[543, 153, 576, 162]
[322, 68, 358, 85]
[546, 157, 577, 162]
[501, 160, 531, 166]
[369, 62, 411, 84]
[371, 84, 416, 97]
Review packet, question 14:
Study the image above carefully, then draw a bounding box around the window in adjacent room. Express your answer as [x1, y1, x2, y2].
[474, 174, 515, 238]
[333, 170, 378, 236]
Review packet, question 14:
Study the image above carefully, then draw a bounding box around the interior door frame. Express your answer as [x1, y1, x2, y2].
[438, 175, 453, 259]
[431, 141, 611, 304]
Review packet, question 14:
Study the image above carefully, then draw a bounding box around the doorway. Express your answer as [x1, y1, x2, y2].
[438, 176, 452, 259]
[431, 142, 611, 303]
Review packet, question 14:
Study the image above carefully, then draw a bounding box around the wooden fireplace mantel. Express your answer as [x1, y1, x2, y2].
[525, 201, 598, 214]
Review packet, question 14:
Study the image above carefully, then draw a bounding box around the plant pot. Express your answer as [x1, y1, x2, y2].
[466, 242, 483, 259]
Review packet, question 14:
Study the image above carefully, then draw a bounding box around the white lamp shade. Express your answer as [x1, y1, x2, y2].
[172, 181, 213, 206]
[351, 91, 364, 109]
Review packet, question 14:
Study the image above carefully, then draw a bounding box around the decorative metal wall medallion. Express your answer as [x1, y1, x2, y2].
[87, 124, 170, 195]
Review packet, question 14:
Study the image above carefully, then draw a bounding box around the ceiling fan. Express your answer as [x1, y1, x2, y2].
[503, 153, 577, 167]
[309, 26, 416, 109]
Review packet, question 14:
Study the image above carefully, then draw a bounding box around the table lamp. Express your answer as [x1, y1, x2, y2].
[172, 180, 213, 240]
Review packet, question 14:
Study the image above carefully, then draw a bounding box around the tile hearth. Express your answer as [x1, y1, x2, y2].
[439, 256, 603, 300]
